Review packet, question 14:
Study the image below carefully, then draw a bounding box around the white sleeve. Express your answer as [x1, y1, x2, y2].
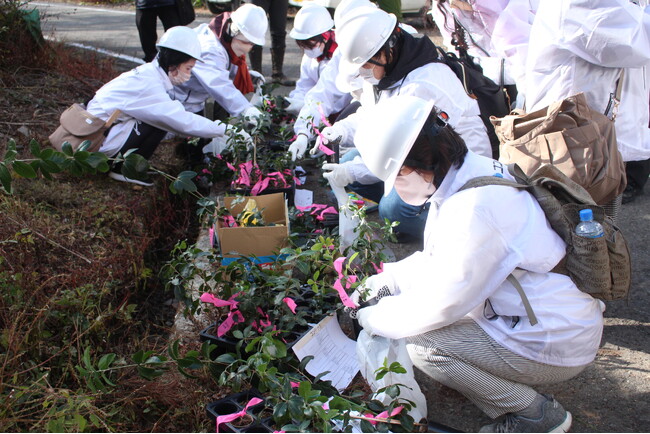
[552, 0, 650, 68]
[363, 199, 517, 339]
[122, 87, 226, 138]
[288, 55, 319, 103]
[192, 48, 252, 116]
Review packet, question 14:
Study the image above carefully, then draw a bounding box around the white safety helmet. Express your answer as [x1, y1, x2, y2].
[336, 7, 397, 76]
[156, 26, 203, 61]
[290, 3, 334, 40]
[333, 0, 377, 28]
[354, 95, 435, 196]
[230, 3, 268, 46]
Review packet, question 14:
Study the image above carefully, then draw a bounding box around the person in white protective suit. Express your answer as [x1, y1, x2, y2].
[525, 0, 650, 205]
[429, 0, 539, 108]
[320, 6, 490, 241]
[350, 95, 604, 433]
[86, 26, 251, 187]
[171, 4, 268, 128]
[284, 4, 338, 118]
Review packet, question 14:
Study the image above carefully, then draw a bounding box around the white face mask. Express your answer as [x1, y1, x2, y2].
[393, 170, 437, 206]
[231, 37, 252, 57]
[358, 65, 380, 85]
[169, 68, 192, 86]
[304, 44, 324, 59]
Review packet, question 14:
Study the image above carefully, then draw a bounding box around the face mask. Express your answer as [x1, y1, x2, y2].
[393, 170, 437, 206]
[304, 45, 324, 59]
[358, 66, 380, 85]
[169, 68, 192, 86]
[231, 37, 252, 57]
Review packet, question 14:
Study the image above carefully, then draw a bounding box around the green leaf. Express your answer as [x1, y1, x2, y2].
[73, 150, 90, 163]
[287, 396, 304, 420]
[215, 353, 236, 364]
[389, 361, 407, 374]
[40, 148, 54, 159]
[273, 402, 288, 420]
[385, 384, 399, 398]
[0, 163, 13, 194]
[61, 142, 74, 156]
[12, 161, 37, 178]
[86, 152, 109, 169]
[40, 159, 62, 173]
[29, 139, 41, 157]
[97, 353, 116, 370]
[77, 140, 92, 152]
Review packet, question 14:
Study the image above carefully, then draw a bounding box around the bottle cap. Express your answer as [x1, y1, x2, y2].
[579, 209, 593, 222]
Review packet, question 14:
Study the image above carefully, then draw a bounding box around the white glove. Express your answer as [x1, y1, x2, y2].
[241, 106, 264, 124]
[249, 70, 265, 86]
[322, 162, 354, 188]
[224, 124, 254, 148]
[350, 274, 396, 307]
[356, 306, 376, 335]
[288, 134, 309, 161]
[310, 124, 344, 155]
[284, 97, 304, 116]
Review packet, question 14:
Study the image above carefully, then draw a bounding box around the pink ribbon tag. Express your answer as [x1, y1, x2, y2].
[200, 293, 238, 308]
[364, 406, 404, 426]
[311, 122, 336, 156]
[283, 297, 297, 314]
[316, 206, 338, 221]
[290, 381, 300, 388]
[317, 104, 332, 128]
[333, 257, 358, 309]
[251, 176, 271, 196]
[216, 397, 264, 433]
[209, 227, 214, 248]
[372, 262, 384, 274]
[217, 310, 244, 337]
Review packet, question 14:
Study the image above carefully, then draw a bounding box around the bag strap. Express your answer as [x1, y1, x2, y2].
[104, 110, 121, 128]
[459, 167, 539, 326]
[506, 274, 539, 326]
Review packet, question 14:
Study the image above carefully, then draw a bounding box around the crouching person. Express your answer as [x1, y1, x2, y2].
[351, 95, 604, 433]
[86, 26, 250, 186]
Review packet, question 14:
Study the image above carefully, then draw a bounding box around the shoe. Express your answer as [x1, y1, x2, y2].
[108, 171, 154, 187]
[622, 184, 642, 204]
[479, 396, 572, 433]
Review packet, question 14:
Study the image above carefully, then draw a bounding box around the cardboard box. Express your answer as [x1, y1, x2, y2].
[215, 193, 289, 265]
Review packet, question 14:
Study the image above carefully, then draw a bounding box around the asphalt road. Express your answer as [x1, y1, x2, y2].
[34, 1, 305, 83]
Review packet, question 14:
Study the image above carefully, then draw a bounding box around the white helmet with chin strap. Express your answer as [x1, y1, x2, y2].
[230, 3, 268, 46]
[336, 7, 397, 76]
[156, 26, 203, 61]
[354, 95, 435, 196]
[290, 3, 334, 40]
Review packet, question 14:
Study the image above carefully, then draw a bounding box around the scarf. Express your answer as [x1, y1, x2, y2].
[317, 30, 338, 63]
[209, 14, 255, 95]
[377, 30, 440, 91]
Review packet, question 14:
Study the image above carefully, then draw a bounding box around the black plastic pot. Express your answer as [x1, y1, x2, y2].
[206, 389, 273, 433]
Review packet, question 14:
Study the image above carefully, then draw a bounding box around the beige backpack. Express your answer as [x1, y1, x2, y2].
[49, 104, 121, 153]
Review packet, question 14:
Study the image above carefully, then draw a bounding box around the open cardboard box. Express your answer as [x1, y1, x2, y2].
[215, 192, 289, 265]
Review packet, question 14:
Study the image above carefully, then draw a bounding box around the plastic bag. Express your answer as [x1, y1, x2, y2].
[356, 330, 428, 422]
[330, 183, 359, 252]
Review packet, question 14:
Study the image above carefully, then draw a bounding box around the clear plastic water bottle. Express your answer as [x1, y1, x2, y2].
[575, 209, 604, 238]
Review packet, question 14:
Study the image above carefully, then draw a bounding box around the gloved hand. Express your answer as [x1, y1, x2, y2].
[350, 274, 396, 307]
[287, 134, 309, 161]
[224, 124, 254, 148]
[249, 70, 265, 86]
[284, 96, 304, 116]
[241, 106, 264, 125]
[310, 124, 344, 155]
[322, 162, 354, 188]
[356, 306, 376, 335]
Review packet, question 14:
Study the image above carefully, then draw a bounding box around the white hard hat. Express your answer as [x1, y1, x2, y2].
[336, 7, 397, 76]
[354, 95, 435, 196]
[231, 3, 268, 46]
[156, 26, 203, 61]
[333, 0, 377, 28]
[290, 3, 334, 40]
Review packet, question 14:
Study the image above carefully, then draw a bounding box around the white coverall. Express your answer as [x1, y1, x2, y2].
[293, 50, 353, 140]
[170, 23, 256, 116]
[525, 0, 650, 162]
[430, 0, 538, 106]
[287, 52, 333, 109]
[86, 59, 227, 157]
[358, 151, 604, 416]
[339, 62, 492, 183]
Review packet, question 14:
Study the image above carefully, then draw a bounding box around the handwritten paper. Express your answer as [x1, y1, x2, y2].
[292, 314, 359, 391]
